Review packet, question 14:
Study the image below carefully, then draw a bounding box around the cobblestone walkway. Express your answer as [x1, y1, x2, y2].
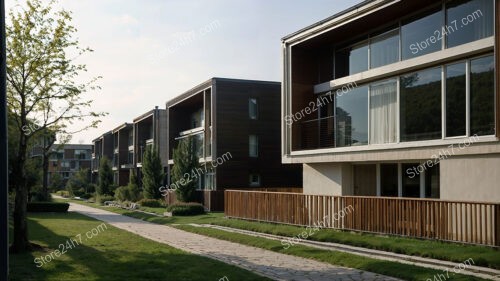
[69, 203, 402, 281]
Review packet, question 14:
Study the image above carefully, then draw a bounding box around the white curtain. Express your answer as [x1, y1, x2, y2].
[370, 81, 397, 144]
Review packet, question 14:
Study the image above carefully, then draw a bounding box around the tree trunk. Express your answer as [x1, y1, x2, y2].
[10, 137, 30, 253]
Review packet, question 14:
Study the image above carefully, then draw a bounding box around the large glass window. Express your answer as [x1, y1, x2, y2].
[402, 163, 420, 197]
[349, 42, 369, 75]
[380, 164, 398, 197]
[335, 86, 368, 147]
[370, 29, 399, 69]
[446, 0, 494, 48]
[402, 8, 443, 60]
[446, 62, 467, 137]
[400, 67, 442, 141]
[369, 80, 397, 144]
[470, 55, 495, 136]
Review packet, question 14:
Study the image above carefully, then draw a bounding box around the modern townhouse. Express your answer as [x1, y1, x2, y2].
[47, 144, 92, 183]
[91, 131, 114, 183]
[166, 77, 302, 209]
[281, 0, 499, 203]
[133, 106, 168, 183]
[111, 123, 134, 186]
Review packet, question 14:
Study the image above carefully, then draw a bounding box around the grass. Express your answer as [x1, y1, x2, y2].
[9, 212, 269, 281]
[175, 224, 489, 281]
[56, 198, 500, 270]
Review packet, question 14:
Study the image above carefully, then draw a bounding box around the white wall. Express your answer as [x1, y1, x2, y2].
[440, 154, 500, 202]
[303, 163, 353, 195]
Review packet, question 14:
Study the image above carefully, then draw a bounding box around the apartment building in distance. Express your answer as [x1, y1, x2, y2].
[281, 0, 499, 202]
[48, 144, 92, 183]
[112, 123, 134, 186]
[166, 77, 302, 192]
[91, 131, 113, 183]
[133, 106, 168, 184]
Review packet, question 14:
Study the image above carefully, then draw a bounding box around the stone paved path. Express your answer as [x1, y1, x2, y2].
[69, 203, 402, 281]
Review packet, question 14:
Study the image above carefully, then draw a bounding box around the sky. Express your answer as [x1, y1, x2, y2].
[6, 0, 362, 144]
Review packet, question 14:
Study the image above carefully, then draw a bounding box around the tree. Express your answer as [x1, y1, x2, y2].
[66, 168, 90, 197]
[141, 146, 164, 199]
[97, 157, 112, 196]
[49, 172, 64, 191]
[172, 137, 199, 202]
[7, 0, 105, 252]
[127, 170, 141, 201]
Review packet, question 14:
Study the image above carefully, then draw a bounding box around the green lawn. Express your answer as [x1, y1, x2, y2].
[58, 198, 499, 270]
[9, 212, 269, 281]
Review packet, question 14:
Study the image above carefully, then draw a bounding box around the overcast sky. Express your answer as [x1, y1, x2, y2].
[6, 0, 361, 144]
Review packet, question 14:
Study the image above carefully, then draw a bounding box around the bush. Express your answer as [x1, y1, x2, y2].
[115, 184, 141, 202]
[78, 193, 93, 199]
[138, 199, 163, 208]
[27, 202, 69, 212]
[96, 194, 115, 205]
[166, 202, 205, 216]
[56, 190, 70, 198]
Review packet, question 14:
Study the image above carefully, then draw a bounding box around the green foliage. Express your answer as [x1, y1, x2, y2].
[49, 172, 64, 191]
[138, 199, 164, 208]
[141, 146, 164, 199]
[172, 137, 199, 202]
[166, 202, 205, 216]
[97, 157, 113, 196]
[115, 171, 142, 202]
[66, 168, 90, 197]
[55, 190, 70, 198]
[29, 185, 52, 202]
[27, 202, 69, 212]
[96, 194, 115, 205]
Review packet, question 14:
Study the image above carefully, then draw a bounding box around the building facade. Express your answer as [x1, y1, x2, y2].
[112, 123, 134, 186]
[91, 131, 113, 184]
[167, 77, 302, 191]
[281, 0, 499, 202]
[48, 144, 92, 183]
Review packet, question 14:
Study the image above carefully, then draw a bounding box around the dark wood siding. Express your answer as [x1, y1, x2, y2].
[214, 79, 302, 189]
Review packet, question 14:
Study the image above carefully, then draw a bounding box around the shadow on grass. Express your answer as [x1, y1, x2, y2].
[10, 212, 268, 281]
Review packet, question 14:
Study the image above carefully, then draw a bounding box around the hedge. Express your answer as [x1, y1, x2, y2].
[27, 202, 69, 212]
[166, 202, 205, 216]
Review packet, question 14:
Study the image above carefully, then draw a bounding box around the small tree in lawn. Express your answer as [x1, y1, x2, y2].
[172, 137, 199, 202]
[141, 146, 164, 199]
[127, 170, 141, 202]
[97, 157, 113, 196]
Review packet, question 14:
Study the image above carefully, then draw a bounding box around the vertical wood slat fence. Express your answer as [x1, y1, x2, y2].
[224, 190, 500, 246]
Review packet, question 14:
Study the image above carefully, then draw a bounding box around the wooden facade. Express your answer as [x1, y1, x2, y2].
[225, 190, 500, 246]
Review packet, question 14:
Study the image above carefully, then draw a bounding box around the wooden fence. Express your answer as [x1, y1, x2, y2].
[224, 190, 500, 246]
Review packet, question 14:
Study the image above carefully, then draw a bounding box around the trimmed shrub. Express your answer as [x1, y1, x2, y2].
[27, 202, 69, 212]
[96, 194, 115, 205]
[166, 202, 205, 216]
[56, 190, 70, 198]
[114, 186, 129, 202]
[138, 198, 163, 208]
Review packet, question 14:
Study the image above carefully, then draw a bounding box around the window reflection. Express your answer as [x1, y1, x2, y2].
[470, 55, 495, 136]
[400, 67, 442, 141]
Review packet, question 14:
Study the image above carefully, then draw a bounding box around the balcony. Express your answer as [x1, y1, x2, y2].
[297, 116, 368, 151]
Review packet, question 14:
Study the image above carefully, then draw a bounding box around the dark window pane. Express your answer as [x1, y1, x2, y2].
[370, 29, 399, 68]
[336, 86, 368, 147]
[470, 55, 495, 136]
[425, 164, 440, 198]
[400, 67, 442, 141]
[402, 163, 420, 198]
[402, 8, 443, 60]
[381, 164, 398, 197]
[446, 0, 494, 48]
[349, 43, 368, 75]
[446, 62, 466, 137]
[334, 49, 349, 79]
